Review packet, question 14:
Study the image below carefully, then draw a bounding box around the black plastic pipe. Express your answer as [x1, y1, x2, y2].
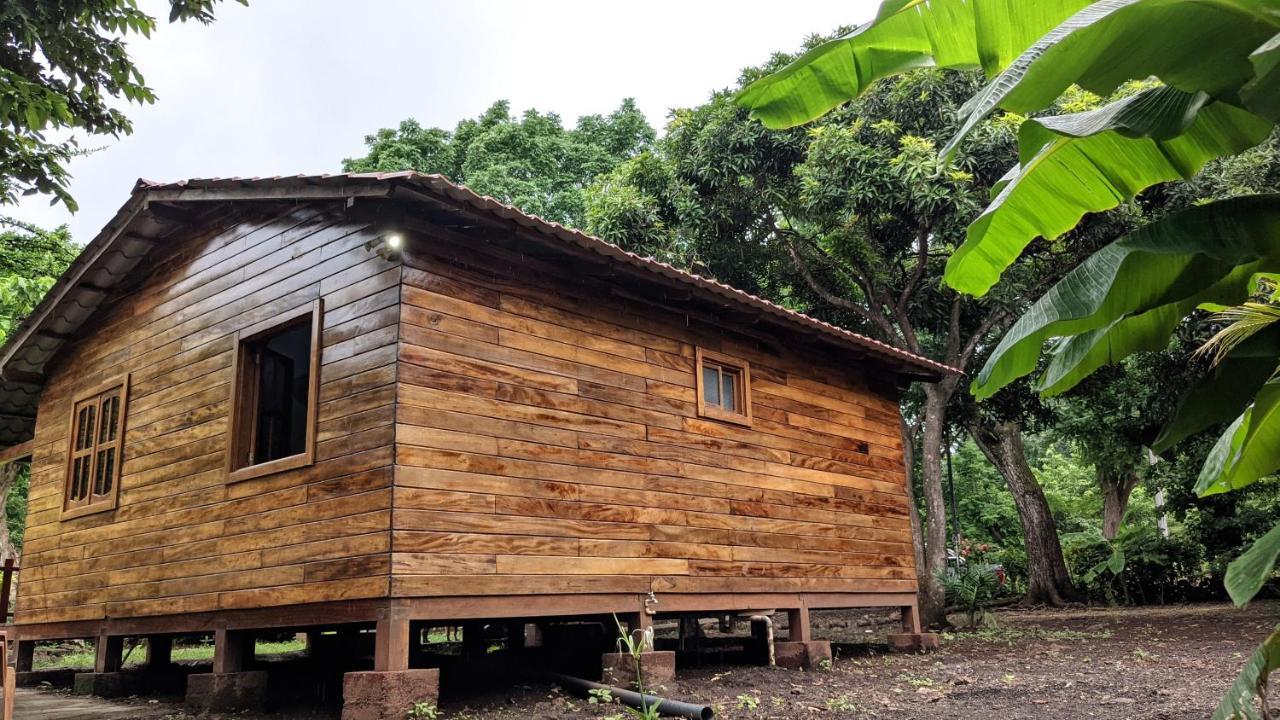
[547, 671, 715, 720]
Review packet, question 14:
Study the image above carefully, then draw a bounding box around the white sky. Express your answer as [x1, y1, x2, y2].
[9, 0, 877, 244]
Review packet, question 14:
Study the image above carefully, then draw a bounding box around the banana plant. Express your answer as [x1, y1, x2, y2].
[737, 1, 1280, 715]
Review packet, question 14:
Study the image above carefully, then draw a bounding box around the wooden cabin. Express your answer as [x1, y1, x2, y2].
[0, 173, 950, 715]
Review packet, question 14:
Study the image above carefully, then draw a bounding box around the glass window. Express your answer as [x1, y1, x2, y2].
[228, 301, 322, 481]
[696, 349, 751, 425]
[65, 381, 127, 515]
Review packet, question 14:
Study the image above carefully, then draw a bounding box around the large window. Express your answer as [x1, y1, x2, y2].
[227, 300, 322, 483]
[64, 377, 128, 518]
[695, 348, 752, 426]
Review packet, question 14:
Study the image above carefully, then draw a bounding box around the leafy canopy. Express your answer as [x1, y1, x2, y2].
[0, 0, 245, 210]
[739, 2, 1280, 712]
[343, 99, 655, 228]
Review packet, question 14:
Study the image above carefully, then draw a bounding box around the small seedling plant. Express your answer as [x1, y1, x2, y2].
[588, 687, 616, 705]
[612, 614, 661, 720]
[406, 702, 439, 720]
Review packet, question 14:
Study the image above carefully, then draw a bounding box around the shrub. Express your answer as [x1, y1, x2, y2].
[1065, 524, 1208, 604]
[937, 561, 1004, 627]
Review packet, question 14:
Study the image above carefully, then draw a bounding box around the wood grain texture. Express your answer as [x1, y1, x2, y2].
[390, 228, 917, 600]
[16, 200, 919, 630]
[16, 205, 398, 625]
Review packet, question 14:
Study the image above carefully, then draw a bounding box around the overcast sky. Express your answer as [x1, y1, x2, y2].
[10, 1, 877, 244]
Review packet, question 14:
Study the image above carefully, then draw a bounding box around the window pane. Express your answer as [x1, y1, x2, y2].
[94, 448, 115, 496]
[98, 395, 119, 444]
[75, 406, 95, 451]
[702, 366, 720, 407]
[74, 456, 91, 501]
[251, 321, 312, 465]
[721, 371, 737, 412]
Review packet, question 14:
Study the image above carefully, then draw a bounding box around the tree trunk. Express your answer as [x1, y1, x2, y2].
[915, 383, 953, 628]
[0, 462, 17, 562]
[1098, 468, 1140, 541]
[969, 420, 1080, 606]
[899, 419, 926, 584]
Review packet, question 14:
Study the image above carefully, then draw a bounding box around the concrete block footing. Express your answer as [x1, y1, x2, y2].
[886, 632, 941, 652]
[601, 650, 676, 689]
[72, 669, 186, 698]
[185, 671, 269, 713]
[73, 672, 134, 698]
[342, 668, 441, 720]
[774, 640, 833, 670]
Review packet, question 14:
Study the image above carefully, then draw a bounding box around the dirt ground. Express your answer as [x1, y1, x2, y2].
[24, 600, 1280, 719]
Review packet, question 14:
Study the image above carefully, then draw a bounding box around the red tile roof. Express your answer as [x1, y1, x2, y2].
[137, 172, 960, 379]
[0, 171, 957, 448]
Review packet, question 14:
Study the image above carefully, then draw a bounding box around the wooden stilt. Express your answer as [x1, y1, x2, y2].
[788, 607, 811, 642]
[14, 639, 33, 673]
[212, 629, 252, 674]
[146, 635, 173, 669]
[901, 604, 922, 634]
[94, 632, 123, 674]
[374, 606, 410, 671]
[461, 621, 485, 657]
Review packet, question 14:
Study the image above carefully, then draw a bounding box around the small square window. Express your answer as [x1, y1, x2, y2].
[228, 300, 323, 482]
[63, 376, 129, 518]
[695, 348, 752, 426]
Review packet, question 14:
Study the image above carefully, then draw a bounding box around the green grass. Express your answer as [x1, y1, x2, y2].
[33, 638, 307, 670]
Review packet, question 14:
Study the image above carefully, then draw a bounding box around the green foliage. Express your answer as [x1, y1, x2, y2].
[952, 89, 1270, 296]
[406, 702, 438, 720]
[936, 559, 1003, 627]
[735, 0, 1092, 130]
[0, 219, 75, 553]
[0, 0, 244, 208]
[1064, 522, 1208, 604]
[5, 464, 27, 552]
[344, 99, 655, 228]
[974, 195, 1280, 401]
[611, 615, 659, 720]
[1212, 628, 1280, 720]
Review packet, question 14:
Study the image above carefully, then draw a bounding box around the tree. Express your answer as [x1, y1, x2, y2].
[588, 59, 1086, 623]
[1, 0, 245, 209]
[736, 2, 1280, 714]
[0, 218, 77, 560]
[343, 99, 656, 228]
[1050, 354, 1192, 540]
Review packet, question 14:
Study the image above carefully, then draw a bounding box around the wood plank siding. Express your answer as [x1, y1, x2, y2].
[15, 205, 399, 626]
[14, 196, 918, 630]
[390, 228, 917, 601]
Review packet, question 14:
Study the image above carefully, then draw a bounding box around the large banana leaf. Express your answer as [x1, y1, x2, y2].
[973, 196, 1280, 400]
[1226, 519, 1280, 606]
[1033, 269, 1259, 396]
[1212, 627, 1280, 720]
[734, 0, 1092, 129]
[1152, 324, 1280, 452]
[947, 0, 1280, 155]
[1243, 32, 1280, 121]
[946, 88, 1273, 296]
[1196, 379, 1280, 496]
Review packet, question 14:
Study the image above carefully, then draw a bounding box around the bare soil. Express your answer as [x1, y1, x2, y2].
[22, 600, 1280, 719]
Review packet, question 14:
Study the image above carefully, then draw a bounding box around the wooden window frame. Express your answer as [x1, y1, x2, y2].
[695, 347, 752, 427]
[226, 299, 323, 484]
[61, 375, 129, 520]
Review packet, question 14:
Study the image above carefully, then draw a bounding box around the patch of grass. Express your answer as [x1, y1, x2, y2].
[33, 638, 306, 670]
[826, 695, 857, 712]
[897, 673, 935, 687]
